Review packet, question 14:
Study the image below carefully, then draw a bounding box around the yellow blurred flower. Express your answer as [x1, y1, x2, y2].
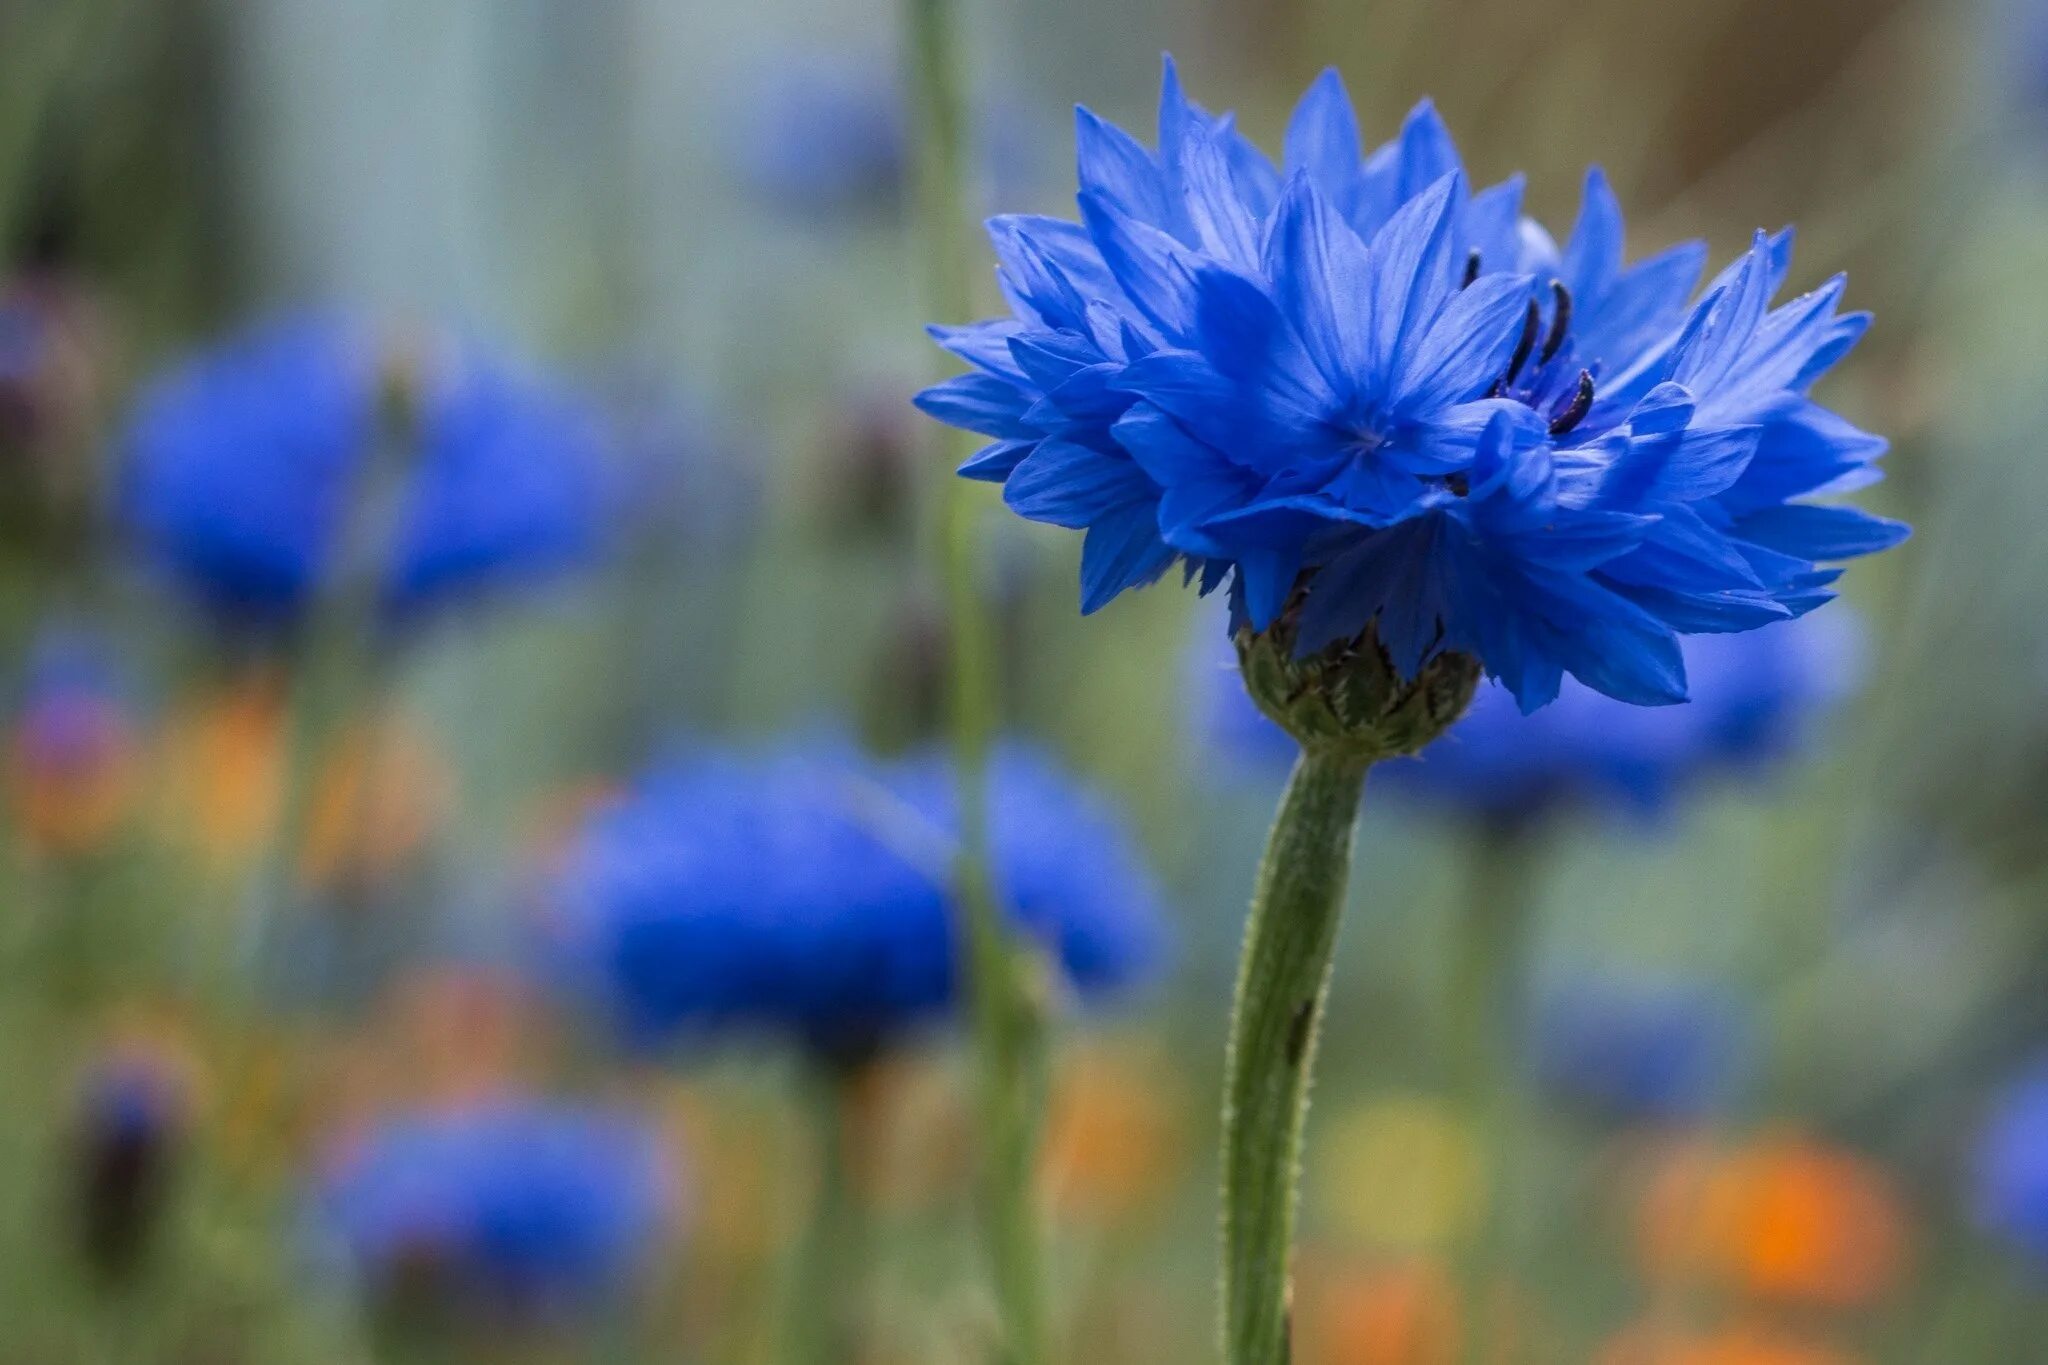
[1318, 1094, 1486, 1250]
[1635, 1131, 1909, 1310]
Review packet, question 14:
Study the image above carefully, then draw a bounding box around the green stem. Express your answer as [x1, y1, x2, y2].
[785, 1060, 866, 1365]
[1220, 746, 1372, 1365]
[1447, 824, 1537, 1365]
[235, 376, 415, 999]
[903, 2, 1051, 1363]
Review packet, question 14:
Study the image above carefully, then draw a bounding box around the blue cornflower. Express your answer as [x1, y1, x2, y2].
[1200, 611, 1858, 823]
[315, 1100, 675, 1319]
[119, 315, 608, 627]
[548, 739, 1168, 1058]
[919, 60, 1905, 712]
[1526, 969, 1749, 1122]
[1974, 1060, 2048, 1264]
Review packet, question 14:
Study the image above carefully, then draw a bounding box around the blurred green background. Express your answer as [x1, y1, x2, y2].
[1, 0, 2044, 1360]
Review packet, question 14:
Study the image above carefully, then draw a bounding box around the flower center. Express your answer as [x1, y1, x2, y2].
[1469, 271, 1596, 439]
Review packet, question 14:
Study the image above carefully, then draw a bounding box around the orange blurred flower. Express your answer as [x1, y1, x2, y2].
[298, 713, 452, 891]
[1598, 1320, 1865, 1365]
[153, 676, 451, 890]
[1044, 1041, 1187, 1228]
[1636, 1131, 1908, 1309]
[1296, 1257, 1459, 1365]
[152, 673, 287, 873]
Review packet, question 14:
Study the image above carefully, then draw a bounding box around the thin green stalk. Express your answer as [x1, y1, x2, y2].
[903, 2, 1051, 1363]
[235, 378, 416, 1000]
[1220, 746, 1372, 1365]
[785, 1060, 867, 1365]
[1447, 824, 1537, 1365]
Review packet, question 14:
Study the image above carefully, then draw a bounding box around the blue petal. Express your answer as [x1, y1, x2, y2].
[1004, 440, 1157, 529]
[1360, 173, 1463, 398]
[1732, 503, 1911, 560]
[1283, 69, 1364, 209]
[1263, 175, 1374, 401]
[958, 439, 1035, 482]
[1392, 271, 1536, 411]
[1560, 167, 1624, 301]
[915, 373, 1033, 438]
[1080, 501, 1176, 612]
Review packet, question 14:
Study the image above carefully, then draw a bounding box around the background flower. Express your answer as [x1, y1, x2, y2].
[119, 315, 609, 628]
[314, 1099, 676, 1321]
[548, 738, 1169, 1056]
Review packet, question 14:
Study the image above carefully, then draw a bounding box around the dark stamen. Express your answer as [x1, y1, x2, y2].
[1548, 370, 1595, 436]
[1540, 280, 1573, 365]
[1444, 472, 1470, 498]
[1491, 299, 1541, 396]
[1461, 249, 1482, 289]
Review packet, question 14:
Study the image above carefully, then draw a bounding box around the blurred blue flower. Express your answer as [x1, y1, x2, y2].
[119, 315, 608, 627]
[1198, 611, 1858, 823]
[1975, 1061, 2048, 1263]
[1526, 970, 1749, 1121]
[316, 1100, 674, 1318]
[732, 59, 1040, 217]
[550, 739, 1169, 1058]
[918, 59, 1904, 712]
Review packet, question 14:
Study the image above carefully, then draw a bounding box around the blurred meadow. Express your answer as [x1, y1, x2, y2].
[1, 0, 2045, 1361]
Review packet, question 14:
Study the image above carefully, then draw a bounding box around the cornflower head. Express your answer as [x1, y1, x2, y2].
[546, 738, 1168, 1064]
[119, 314, 608, 631]
[920, 59, 1904, 754]
[313, 1099, 676, 1325]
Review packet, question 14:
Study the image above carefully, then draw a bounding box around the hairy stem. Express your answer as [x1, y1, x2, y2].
[1221, 747, 1371, 1365]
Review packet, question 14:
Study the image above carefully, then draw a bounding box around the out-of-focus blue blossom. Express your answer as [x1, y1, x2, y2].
[1384, 613, 1861, 823]
[919, 59, 1904, 712]
[1526, 969, 1750, 1121]
[316, 1100, 675, 1319]
[549, 739, 1169, 1058]
[731, 59, 1040, 217]
[1974, 1060, 2048, 1264]
[1198, 611, 1857, 823]
[118, 315, 608, 627]
[2000, 0, 2048, 124]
